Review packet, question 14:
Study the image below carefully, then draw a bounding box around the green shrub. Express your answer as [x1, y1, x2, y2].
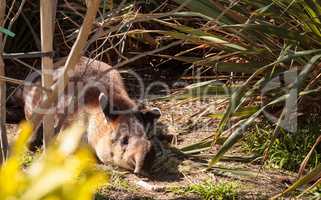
[243, 121, 321, 171]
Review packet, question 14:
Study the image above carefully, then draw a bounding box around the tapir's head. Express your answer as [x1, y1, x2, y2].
[93, 95, 161, 174]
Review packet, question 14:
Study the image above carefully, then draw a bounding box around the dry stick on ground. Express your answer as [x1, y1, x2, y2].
[28, 0, 101, 139]
[0, 0, 8, 164]
[40, 0, 55, 149]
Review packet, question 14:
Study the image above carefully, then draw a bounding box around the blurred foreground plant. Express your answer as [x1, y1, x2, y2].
[0, 120, 108, 200]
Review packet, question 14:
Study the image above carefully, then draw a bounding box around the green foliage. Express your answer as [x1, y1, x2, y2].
[0, 121, 108, 200]
[169, 180, 239, 200]
[269, 134, 320, 171]
[167, 0, 321, 169]
[310, 184, 321, 200]
[242, 124, 272, 156]
[106, 172, 137, 192]
[186, 180, 239, 200]
[167, 0, 321, 188]
[243, 121, 321, 171]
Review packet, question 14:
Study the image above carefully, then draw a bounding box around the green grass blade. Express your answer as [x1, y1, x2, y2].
[198, 62, 263, 74]
[173, 0, 234, 24]
[171, 11, 214, 20]
[155, 20, 247, 51]
[208, 106, 259, 119]
[271, 164, 321, 199]
[223, 24, 311, 45]
[180, 140, 212, 154]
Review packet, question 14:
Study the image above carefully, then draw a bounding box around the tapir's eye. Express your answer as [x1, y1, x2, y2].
[121, 136, 129, 145]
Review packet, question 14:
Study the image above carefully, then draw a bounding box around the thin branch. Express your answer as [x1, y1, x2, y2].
[0, 75, 50, 94]
[2, 0, 26, 50]
[12, 58, 41, 74]
[3, 0, 15, 26]
[3, 51, 54, 59]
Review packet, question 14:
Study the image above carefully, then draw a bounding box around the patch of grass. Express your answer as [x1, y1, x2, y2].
[98, 171, 137, 194]
[96, 172, 139, 200]
[109, 173, 137, 192]
[187, 180, 238, 200]
[242, 123, 272, 155]
[310, 185, 321, 200]
[168, 180, 239, 200]
[243, 118, 321, 171]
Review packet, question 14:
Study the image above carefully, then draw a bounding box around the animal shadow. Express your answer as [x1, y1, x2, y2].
[143, 121, 185, 182]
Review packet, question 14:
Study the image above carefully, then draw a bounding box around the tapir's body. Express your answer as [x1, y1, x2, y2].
[22, 57, 160, 174]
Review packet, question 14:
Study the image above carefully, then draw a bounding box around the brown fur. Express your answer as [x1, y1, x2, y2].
[23, 57, 159, 174]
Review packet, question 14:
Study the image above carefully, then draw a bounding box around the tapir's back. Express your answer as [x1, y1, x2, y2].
[24, 57, 136, 121]
[54, 57, 135, 110]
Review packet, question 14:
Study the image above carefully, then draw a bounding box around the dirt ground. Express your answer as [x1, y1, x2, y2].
[6, 97, 299, 200]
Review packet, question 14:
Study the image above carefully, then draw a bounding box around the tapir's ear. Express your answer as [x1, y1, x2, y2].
[142, 108, 161, 121]
[99, 94, 118, 120]
[137, 107, 161, 136]
[138, 107, 161, 126]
